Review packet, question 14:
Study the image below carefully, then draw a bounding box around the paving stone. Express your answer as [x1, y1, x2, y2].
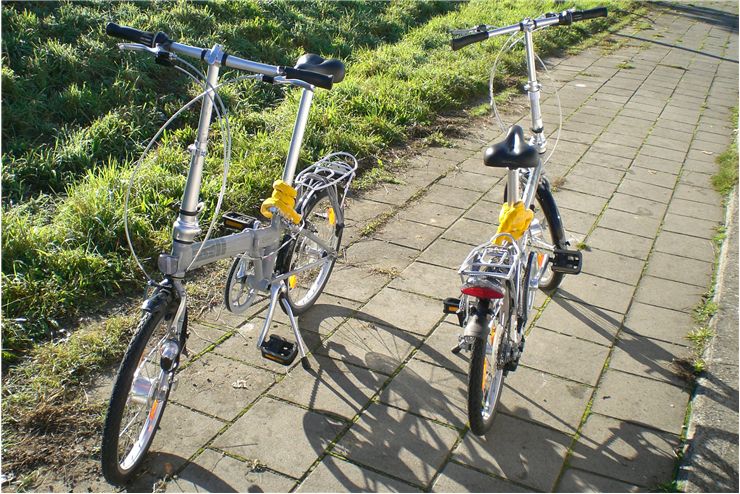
[623, 166, 677, 188]
[432, 461, 529, 493]
[588, 227, 654, 261]
[617, 178, 674, 203]
[622, 302, 694, 346]
[499, 365, 591, 434]
[173, 352, 278, 421]
[325, 264, 390, 303]
[591, 370, 690, 434]
[568, 162, 626, 185]
[268, 355, 384, 421]
[581, 247, 645, 286]
[359, 286, 443, 336]
[423, 146, 474, 163]
[557, 273, 635, 314]
[632, 154, 683, 175]
[453, 413, 571, 492]
[673, 183, 723, 205]
[417, 238, 474, 270]
[556, 468, 645, 493]
[679, 170, 714, 190]
[165, 449, 296, 493]
[213, 397, 345, 478]
[389, 262, 459, 300]
[145, 404, 225, 480]
[609, 331, 692, 387]
[662, 212, 721, 239]
[580, 148, 633, 171]
[334, 403, 460, 487]
[425, 183, 485, 209]
[398, 200, 464, 229]
[442, 217, 496, 245]
[551, 189, 607, 215]
[634, 276, 705, 313]
[414, 321, 470, 375]
[345, 198, 395, 226]
[297, 454, 420, 493]
[186, 322, 231, 358]
[608, 192, 668, 220]
[559, 173, 619, 199]
[522, 328, 610, 386]
[570, 413, 680, 487]
[344, 239, 418, 272]
[558, 207, 599, 236]
[589, 141, 640, 160]
[669, 198, 725, 223]
[199, 296, 269, 330]
[463, 197, 504, 223]
[374, 217, 444, 251]
[536, 296, 622, 347]
[380, 359, 467, 427]
[598, 207, 662, 239]
[271, 294, 361, 336]
[318, 318, 422, 374]
[646, 250, 713, 287]
[438, 170, 501, 192]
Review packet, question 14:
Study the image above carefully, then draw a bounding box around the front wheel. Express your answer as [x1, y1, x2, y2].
[101, 300, 185, 485]
[467, 299, 506, 435]
[278, 189, 342, 315]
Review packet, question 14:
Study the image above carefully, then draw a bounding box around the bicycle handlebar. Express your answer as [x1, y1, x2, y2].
[105, 22, 334, 90]
[450, 7, 608, 51]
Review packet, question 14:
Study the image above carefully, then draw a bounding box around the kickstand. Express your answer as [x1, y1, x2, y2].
[280, 293, 311, 370]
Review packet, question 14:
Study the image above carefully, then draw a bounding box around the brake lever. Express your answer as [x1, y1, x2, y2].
[117, 43, 177, 63]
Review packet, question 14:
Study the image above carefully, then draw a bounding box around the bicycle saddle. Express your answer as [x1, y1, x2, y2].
[295, 54, 345, 83]
[484, 125, 539, 169]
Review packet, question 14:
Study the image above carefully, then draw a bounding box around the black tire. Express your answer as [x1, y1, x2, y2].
[534, 183, 566, 292]
[504, 178, 567, 292]
[278, 189, 342, 315]
[467, 299, 505, 435]
[101, 300, 185, 485]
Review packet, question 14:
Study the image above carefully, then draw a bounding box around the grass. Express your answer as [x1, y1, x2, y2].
[2, 0, 633, 363]
[711, 107, 738, 196]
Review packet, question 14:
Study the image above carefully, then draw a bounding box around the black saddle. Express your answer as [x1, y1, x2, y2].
[484, 125, 539, 169]
[295, 53, 345, 83]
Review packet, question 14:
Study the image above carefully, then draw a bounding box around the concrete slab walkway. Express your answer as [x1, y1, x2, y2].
[123, 3, 738, 492]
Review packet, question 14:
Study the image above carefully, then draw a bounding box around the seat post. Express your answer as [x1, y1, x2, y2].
[282, 87, 314, 186]
[507, 168, 519, 206]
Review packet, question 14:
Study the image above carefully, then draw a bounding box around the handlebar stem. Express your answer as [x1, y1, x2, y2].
[522, 29, 547, 154]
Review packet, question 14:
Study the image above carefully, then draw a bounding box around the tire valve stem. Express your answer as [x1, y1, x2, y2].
[160, 340, 180, 371]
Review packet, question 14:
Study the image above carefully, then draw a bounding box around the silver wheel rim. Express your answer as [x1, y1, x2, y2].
[286, 196, 338, 308]
[117, 323, 172, 471]
[481, 318, 505, 421]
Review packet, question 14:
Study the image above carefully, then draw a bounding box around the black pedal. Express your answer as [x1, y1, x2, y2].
[223, 212, 258, 231]
[260, 335, 298, 366]
[442, 297, 465, 327]
[551, 248, 582, 274]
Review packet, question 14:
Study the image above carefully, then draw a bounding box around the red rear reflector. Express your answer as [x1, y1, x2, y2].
[461, 286, 504, 299]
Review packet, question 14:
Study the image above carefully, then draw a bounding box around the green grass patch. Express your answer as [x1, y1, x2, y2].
[711, 107, 738, 196]
[2, 0, 634, 361]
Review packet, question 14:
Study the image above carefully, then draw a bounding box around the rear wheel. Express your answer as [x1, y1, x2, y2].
[279, 189, 342, 315]
[101, 300, 185, 485]
[467, 299, 506, 435]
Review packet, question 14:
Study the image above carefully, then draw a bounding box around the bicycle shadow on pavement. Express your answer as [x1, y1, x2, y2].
[293, 306, 472, 491]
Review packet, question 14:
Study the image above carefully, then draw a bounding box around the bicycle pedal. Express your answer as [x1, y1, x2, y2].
[223, 212, 258, 231]
[442, 297, 466, 327]
[260, 335, 298, 366]
[551, 248, 582, 274]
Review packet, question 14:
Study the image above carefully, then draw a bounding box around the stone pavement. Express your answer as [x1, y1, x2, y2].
[127, 3, 738, 492]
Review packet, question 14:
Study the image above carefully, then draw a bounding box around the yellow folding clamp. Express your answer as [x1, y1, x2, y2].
[494, 201, 534, 245]
[260, 180, 302, 225]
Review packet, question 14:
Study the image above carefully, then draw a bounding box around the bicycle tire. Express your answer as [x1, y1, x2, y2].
[467, 299, 506, 435]
[534, 181, 567, 292]
[101, 299, 185, 485]
[278, 188, 342, 315]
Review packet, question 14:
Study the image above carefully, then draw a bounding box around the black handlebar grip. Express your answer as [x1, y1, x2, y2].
[451, 31, 489, 51]
[106, 22, 171, 48]
[283, 66, 333, 90]
[572, 7, 608, 22]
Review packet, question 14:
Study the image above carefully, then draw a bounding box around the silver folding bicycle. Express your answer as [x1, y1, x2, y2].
[99, 23, 354, 485]
[446, 7, 607, 435]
